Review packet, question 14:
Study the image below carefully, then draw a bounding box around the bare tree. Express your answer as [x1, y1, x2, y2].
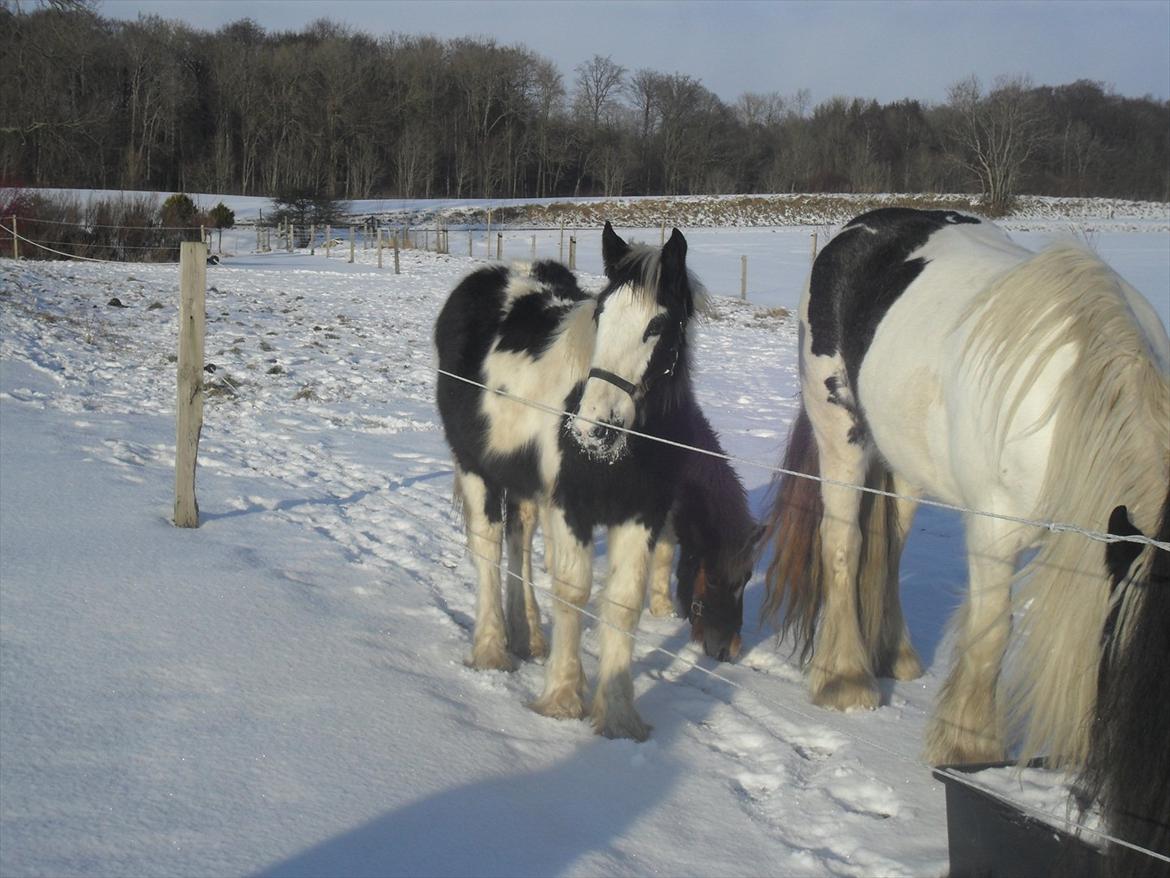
[946, 74, 1045, 214]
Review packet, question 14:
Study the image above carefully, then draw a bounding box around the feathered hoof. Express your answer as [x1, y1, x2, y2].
[524, 630, 548, 661]
[811, 672, 880, 712]
[465, 642, 516, 672]
[530, 686, 586, 721]
[888, 645, 924, 681]
[923, 718, 1005, 766]
[591, 701, 651, 742]
[648, 595, 675, 618]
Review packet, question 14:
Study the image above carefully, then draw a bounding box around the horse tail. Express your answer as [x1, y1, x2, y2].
[856, 461, 903, 676]
[759, 404, 824, 663]
[1082, 495, 1170, 876]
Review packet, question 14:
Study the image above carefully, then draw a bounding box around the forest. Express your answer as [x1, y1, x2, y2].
[2, 3, 1168, 212]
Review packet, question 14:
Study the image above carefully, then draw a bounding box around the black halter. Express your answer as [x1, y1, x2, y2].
[587, 367, 638, 397]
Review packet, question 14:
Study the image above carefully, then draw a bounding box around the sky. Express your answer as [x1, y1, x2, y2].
[97, 0, 1170, 108]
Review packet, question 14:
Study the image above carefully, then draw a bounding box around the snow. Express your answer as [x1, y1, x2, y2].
[1, 215, 1167, 876]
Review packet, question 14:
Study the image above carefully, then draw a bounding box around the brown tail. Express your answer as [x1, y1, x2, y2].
[856, 462, 905, 677]
[760, 406, 903, 669]
[759, 405, 824, 664]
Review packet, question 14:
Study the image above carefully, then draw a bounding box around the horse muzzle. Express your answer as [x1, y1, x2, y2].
[570, 414, 628, 460]
[702, 628, 742, 663]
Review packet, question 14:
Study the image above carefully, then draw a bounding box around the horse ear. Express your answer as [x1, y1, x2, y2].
[601, 222, 630, 279]
[662, 227, 687, 268]
[661, 227, 691, 308]
[1105, 504, 1144, 588]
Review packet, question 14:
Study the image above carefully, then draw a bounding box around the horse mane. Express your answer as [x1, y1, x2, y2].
[963, 244, 1170, 765]
[606, 242, 711, 317]
[674, 404, 756, 573]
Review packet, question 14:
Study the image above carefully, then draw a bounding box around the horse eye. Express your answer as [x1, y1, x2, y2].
[643, 315, 669, 342]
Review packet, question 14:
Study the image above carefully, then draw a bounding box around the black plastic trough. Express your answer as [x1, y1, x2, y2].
[933, 760, 1105, 877]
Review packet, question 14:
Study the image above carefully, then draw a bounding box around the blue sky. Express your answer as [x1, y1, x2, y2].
[99, 0, 1170, 106]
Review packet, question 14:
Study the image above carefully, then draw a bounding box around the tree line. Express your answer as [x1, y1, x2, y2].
[2, 4, 1167, 212]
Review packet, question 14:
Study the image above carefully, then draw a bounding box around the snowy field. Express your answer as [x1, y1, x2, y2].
[0, 217, 1167, 876]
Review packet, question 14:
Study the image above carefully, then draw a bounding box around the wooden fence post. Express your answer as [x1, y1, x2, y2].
[393, 231, 400, 274]
[11, 216, 18, 260]
[810, 231, 819, 266]
[741, 255, 748, 300]
[496, 232, 502, 260]
[325, 225, 332, 259]
[559, 222, 564, 261]
[661, 223, 666, 245]
[349, 226, 355, 264]
[377, 228, 383, 269]
[175, 241, 207, 528]
[531, 234, 536, 259]
[569, 236, 576, 270]
[469, 229, 473, 257]
[310, 224, 316, 256]
[486, 209, 492, 257]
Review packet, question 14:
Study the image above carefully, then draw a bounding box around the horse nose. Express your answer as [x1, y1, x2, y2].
[590, 423, 618, 447]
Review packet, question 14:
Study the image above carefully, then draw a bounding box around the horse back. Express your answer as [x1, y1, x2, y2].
[435, 261, 593, 495]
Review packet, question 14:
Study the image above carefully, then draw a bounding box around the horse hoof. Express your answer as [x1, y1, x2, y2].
[592, 708, 651, 742]
[526, 632, 548, 660]
[529, 689, 585, 721]
[465, 645, 515, 672]
[890, 647, 924, 681]
[924, 720, 1005, 766]
[811, 674, 880, 711]
[648, 597, 675, 618]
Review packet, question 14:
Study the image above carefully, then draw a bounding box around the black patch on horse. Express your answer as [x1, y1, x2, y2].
[553, 379, 682, 545]
[531, 259, 589, 302]
[497, 294, 573, 359]
[807, 208, 982, 393]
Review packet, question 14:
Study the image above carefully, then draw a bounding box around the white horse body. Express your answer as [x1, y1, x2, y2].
[766, 208, 1169, 768]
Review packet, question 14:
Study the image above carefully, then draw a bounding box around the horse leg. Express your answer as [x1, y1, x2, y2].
[458, 469, 513, 672]
[875, 476, 923, 681]
[530, 506, 591, 721]
[505, 499, 546, 659]
[648, 517, 677, 617]
[800, 373, 879, 710]
[924, 515, 1021, 764]
[592, 521, 653, 741]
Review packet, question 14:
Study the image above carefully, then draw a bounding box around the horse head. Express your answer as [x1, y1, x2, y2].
[676, 548, 748, 663]
[676, 522, 761, 662]
[570, 222, 697, 460]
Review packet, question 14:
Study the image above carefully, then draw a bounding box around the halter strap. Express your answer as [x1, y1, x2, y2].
[587, 367, 639, 398]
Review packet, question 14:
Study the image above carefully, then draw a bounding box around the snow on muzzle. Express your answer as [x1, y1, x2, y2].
[570, 368, 638, 460]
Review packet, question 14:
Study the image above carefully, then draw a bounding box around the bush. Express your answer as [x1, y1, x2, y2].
[271, 188, 348, 247]
[0, 191, 191, 263]
[208, 202, 235, 229]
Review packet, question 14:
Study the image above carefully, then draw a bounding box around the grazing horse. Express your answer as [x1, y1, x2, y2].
[435, 223, 710, 740]
[647, 406, 758, 662]
[759, 208, 1169, 775]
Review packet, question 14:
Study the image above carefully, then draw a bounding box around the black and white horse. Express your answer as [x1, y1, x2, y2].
[436, 223, 718, 740]
[759, 208, 1169, 781]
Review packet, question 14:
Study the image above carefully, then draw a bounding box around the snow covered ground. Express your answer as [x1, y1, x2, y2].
[1, 218, 1167, 876]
